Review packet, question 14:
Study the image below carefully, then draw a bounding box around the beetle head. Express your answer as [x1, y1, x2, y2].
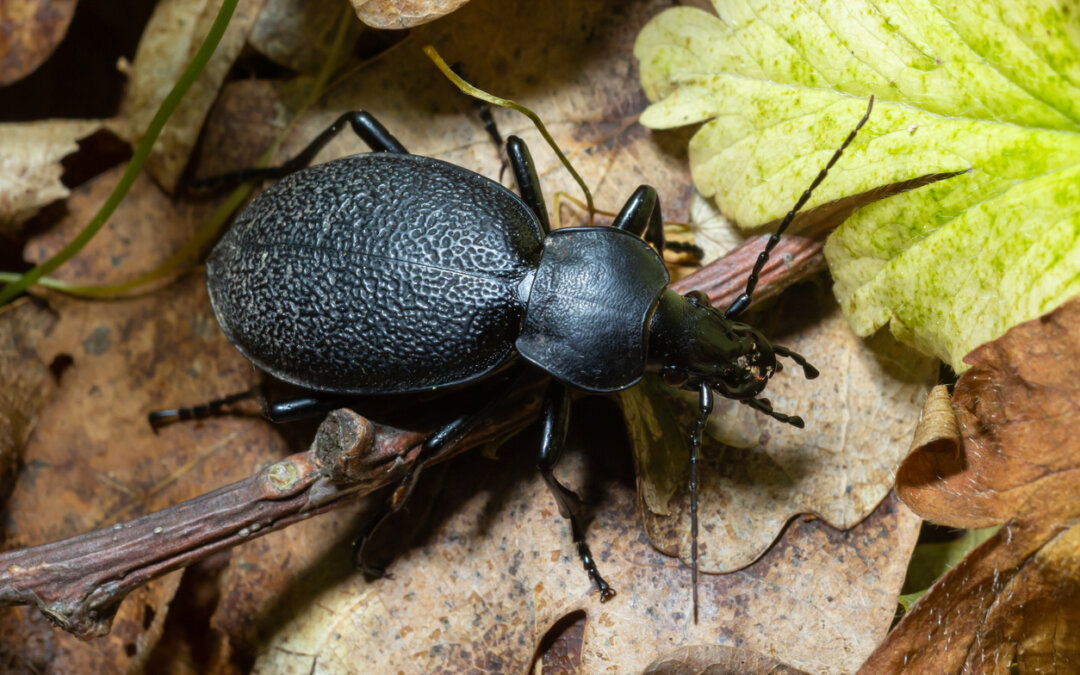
[659, 291, 777, 399]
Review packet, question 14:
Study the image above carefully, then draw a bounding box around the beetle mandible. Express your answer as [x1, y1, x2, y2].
[154, 97, 873, 620]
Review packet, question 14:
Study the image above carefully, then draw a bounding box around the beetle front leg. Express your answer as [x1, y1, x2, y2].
[182, 111, 408, 193]
[537, 380, 616, 601]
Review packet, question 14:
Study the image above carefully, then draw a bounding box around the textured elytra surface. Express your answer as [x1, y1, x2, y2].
[208, 153, 544, 394]
[517, 227, 669, 392]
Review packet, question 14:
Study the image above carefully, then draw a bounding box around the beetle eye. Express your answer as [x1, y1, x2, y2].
[662, 368, 688, 387]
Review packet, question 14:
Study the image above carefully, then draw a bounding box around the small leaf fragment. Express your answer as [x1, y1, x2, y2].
[0, 0, 77, 86]
[351, 0, 470, 29]
[0, 119, 103, 237]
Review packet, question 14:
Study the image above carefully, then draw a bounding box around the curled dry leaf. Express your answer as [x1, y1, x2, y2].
[351, 0, 471, 29]
[0, 119, 103, 238]
[622, 284, 935, 571]
[106, 0, 266, 193]
[898, 298, 1080, 529]
[861, 502, 1080, 673]
[0, 0, 77, 86]
[869, 297, 1080, 672]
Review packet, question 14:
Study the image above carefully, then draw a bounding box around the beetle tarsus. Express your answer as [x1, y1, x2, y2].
[148, 389, 256, 430]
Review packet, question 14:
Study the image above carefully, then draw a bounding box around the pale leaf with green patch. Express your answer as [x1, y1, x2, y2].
[635, 0, 1080, 369]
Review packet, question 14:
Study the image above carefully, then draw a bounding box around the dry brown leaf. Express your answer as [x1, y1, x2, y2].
[106, 0, 266, 193]
[267, 0, 696, 230]
[0, 0, 77, 86]
[251, 446, 918, 674]
[351, 0, 471, 29]
[860, 503, 1080, 673]
[0, 119, 103, 237]
[869, 297, 1080, 672]
[623, 284, 935, 571]
[250, 0, 362, 74]
[897, 298, 1080, 529]
[0, 164, 283, 671]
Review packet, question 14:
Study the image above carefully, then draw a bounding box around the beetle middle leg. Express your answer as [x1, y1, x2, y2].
[352, 373, 520, 575]
[182, 110, 409, 193]
[537, 380, 616, 600]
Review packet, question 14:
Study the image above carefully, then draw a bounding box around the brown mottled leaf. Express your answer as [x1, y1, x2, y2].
[0, 164, 281, 671]
[870, 297, 1080, 672]
[351, 0, 470, 29]
[253, 445, 918, 674]
[0, 0, 77, 86]
[106, 0, 266, 192]
[0, 300, 56, 507]
[623, 284, 934, 571]
[0, 119, 103, 237]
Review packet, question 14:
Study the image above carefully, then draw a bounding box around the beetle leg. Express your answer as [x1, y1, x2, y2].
[263, 394, 356, 423]
[352, 377, 516, 576]
[536, 380, 616, 601]
[181, 111, 408, 193]
[148, 388, 257, 431]
[612, 185, 665, 253]
[506, 136, 552, 234]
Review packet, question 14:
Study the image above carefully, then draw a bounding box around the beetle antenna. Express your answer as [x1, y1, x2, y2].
[725, 96, 874, 319]
[690, 382, 714, 624]
[774, 345, 819, 379]
[743, 397, 805, 428]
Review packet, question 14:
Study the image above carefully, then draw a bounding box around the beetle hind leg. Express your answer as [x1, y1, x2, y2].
[537, 380, 616, 601]
[148, 389, 257, 431]
[181, 111, 408, 194]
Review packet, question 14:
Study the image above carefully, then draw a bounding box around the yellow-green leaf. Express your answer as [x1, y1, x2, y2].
[636, 0, 1080, 369]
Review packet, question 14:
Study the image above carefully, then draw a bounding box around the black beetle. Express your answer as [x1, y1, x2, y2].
[154, 98, 873, 620]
